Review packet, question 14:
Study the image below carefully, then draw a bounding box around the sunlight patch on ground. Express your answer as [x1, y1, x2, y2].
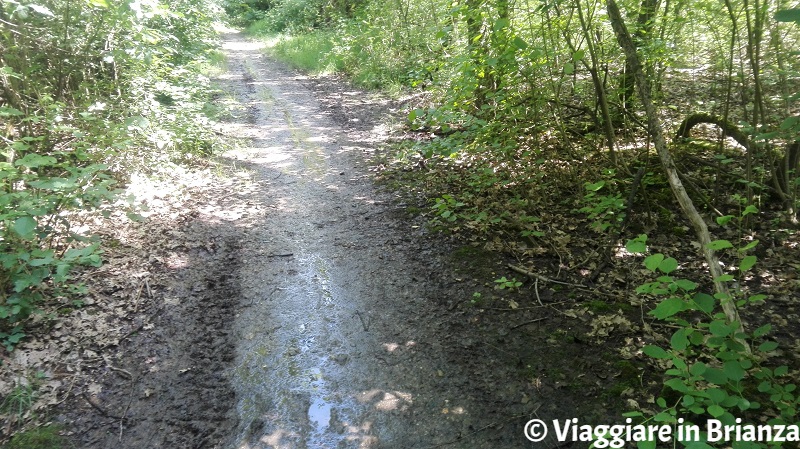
[222, 37, 266, 53]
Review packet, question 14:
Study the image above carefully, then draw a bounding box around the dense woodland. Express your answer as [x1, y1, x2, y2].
[2, 0, 800, 447]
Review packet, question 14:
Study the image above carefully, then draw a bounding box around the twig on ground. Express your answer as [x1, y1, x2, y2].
[354, 310, 370, 331]
[510, 317, 548, 331]
[119, 374, 139, 441]
[534, 277, 543, 306]
[508, 264, 585, 287]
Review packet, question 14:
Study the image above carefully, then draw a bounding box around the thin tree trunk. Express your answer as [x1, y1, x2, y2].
[620, 0, 660, 111]
[605, 0, 749, 350]
[574, 0, 617, 165]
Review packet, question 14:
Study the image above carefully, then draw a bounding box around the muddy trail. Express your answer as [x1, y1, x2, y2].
[54, 32, 620, 449]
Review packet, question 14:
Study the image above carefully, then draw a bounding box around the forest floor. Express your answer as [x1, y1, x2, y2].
[2, 30, 799, 449]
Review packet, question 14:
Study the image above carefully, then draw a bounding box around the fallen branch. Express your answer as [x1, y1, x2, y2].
[510, 317, 548, 331]
[507, 264, 585, 288]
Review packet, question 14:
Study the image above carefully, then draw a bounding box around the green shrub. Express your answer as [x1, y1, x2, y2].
[0, 0, 222, 350]
[4, 425, 66, 449]
[270, 31, 341, 74]
[624, 233, 798, 448]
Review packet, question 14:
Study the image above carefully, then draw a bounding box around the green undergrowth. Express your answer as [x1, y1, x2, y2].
[2, 425, 67, 449]
[1, 0, 225, 351]
[264, 32, 341, 75]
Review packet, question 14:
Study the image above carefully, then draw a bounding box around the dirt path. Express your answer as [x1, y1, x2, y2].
[46, 31, 615, 449]
[216, 33, 502, 448]
[214, 32, 570, 449]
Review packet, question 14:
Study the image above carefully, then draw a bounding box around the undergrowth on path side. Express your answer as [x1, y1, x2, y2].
[1, 1, 231, 445]
[1, 0, 225, 351]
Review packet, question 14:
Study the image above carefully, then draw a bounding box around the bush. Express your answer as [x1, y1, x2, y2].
[0, 0, 222, 350]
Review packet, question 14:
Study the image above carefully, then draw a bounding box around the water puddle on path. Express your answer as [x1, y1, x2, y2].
[232, 250, 364, 448]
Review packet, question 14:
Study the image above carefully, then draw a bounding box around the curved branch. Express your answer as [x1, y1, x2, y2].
[675, 112, 754, 153]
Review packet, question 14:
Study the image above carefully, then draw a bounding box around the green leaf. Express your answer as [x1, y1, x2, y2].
[671, 328, 689, 350]
[709, 320, 731, 337]
[683, 442, 715, 449]
[585, 180, 605, 191]
[739, 255, 757, 272]
[572, 50, 585, 61]
[707, 388, 728, 403]
[628, 241, 648, 254]
[742, 205, 758, 216]
[644, 254, 664, 271]
[707, 404, 725, 417]
[87, 0, 110, 7]
[737, 397, 752, 411]
[775, 365, 789, 376]
[703, 367, 728, 385]
[708, 240, 733, 250]
[758, 341, 779, 352]
[626, 236, 647, 254]
[690, 362, 707, 376]
[13, 216, 37, 240]
[775, 8, 800, 23]
[714, 274, 735, 282]
[511, 37, 528, 50]
[637, 440, 656, 449]
[564, 62, 574, 75]
[753, 324, 772, 338]
[14, 154, 58, 169]
[724, 361, 746, 381]
[658, 257, 678, 274]
[675, 279, 697, 291]
[740, 240, 759, 251]
[27, 178, 76, 190]
[493, 18, 510, 31]
[0, 106, 24, 117]
[692, 293, 715, 313]
[643, 345, 670, 359]
[650, 297, 686, 319]
[716, 215, 734, 226]
[780, 116, 800, 130]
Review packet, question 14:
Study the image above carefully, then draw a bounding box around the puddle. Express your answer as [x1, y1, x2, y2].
[308, 396, 332, 433]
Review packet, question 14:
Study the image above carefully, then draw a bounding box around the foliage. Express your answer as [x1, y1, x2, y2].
[0, 379, 37, 424]
[3, 424, 72, 449]
[246, 0, 326, 33]
[494, 276, 522, 290]
[625, 232, 797, 448]
[578, 176, 626, 233]
[268, 31, 341, 74]
[1, 0, 222, 350]
[3, 425, 66, 449]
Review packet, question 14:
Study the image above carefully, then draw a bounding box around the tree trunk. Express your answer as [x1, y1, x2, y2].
[620, 0, 660, 112]
[605, 0, 749, 350]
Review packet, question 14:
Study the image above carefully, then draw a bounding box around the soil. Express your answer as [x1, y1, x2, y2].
[2, 31, 638, 448]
